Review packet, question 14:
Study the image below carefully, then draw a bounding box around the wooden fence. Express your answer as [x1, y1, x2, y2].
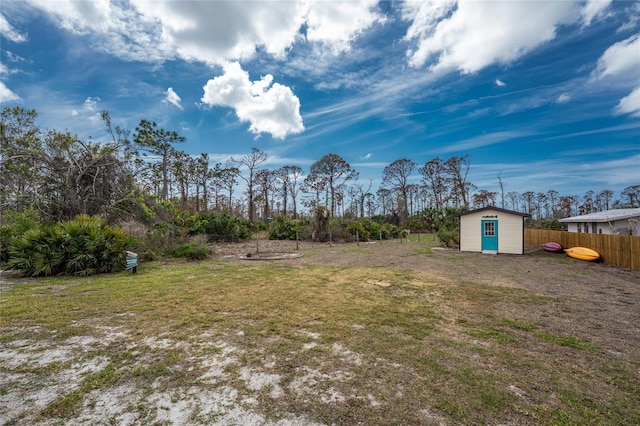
[525, 228, 640, 271]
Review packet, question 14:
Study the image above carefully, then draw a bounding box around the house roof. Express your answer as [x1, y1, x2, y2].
[558, 208, 640, 223]
[454, 206, 531, 218]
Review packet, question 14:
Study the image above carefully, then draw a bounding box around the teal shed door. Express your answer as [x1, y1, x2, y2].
[481, 220, 498, 251]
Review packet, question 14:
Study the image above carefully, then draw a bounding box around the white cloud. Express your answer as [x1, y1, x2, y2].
[557, 93, 571, 104]
[25, 0, 175, 62]
[403, 1, 580, 73]
[615, 86, 640, 117]
[165, 87, 183, 110]
[0, 13, 28, 42]
[83, 96, 101, 111]
[0, 81, 21, 103]
[443, 131, 535, 153]
[592, 34, 640, 118]
[593, 33, 640, 80]
[581, 0, 612, 26]
[5, 51, 28, 63]
[131, 0, 306, 62]
[305, 0, 386, 53]
[617, 3, 640, 33]
[496, 79, 506, 87]
[27, 0, 112, 35]
[201, 61, 304, 140]
[24, 0, 384, 65]
[132, 0, 384, 62]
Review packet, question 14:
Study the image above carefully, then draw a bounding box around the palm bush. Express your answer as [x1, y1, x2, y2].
[4, 215, 135, 277]
[193, 211, 251, 242]
[268, 215, 310, 240]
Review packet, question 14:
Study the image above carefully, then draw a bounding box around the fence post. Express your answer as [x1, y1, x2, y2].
[629, 230, 636, 271]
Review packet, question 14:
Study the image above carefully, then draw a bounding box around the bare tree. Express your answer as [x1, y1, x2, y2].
[349, 179, 373, 219]
[278, 165, 303, 218]
[521, 191, 535, 216]
[171, 150, 193, 209]
[376, 187, 394, 216]
[495, 172, 506, 209]
[444, 155, 472, 208]
[302, 173, 326, 211]
[382, 158, 417, 224]
[1, 107, 147, 222]
[559, 195, 577, 217]
[473, 189, 497, 208]
[307, 153, 358, 217]
[596, 189, 614, 211]
[0, 107, 42, 212]
[254, 169, 278, 219]
[419, 157, 447, 209]
[231, 147, 267, 223]
[506, 191, 520, 211]
[192, 153, 213, 212]
[581, 190, 595, 214]
[546, 190, 559, 217]
[535, 192, 547, 220]
[218, 162, 239, 213]
[133, 119, 185, 201]
[621, 185, 640, 207]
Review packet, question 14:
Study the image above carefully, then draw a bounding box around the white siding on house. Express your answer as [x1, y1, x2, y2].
[559, 208, 640, 235]
[459, 209, 525, 254]
[567, 219, 637, 235]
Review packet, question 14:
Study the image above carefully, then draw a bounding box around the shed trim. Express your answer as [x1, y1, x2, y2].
[454, 206, 531, 218]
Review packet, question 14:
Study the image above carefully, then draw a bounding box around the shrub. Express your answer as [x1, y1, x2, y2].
[346, 221, 370, 241]
[171, 243, 210, 260]
[358, 218, 378, 239]
[192, 212, 251, 241]
[435, 207, 463, 247]
[437, 227, 459, 248]
[1, 208, 42, 263]
[0, 225, 11, 263]
[268, 215, 310, 240]
[4, 215, 135, 277]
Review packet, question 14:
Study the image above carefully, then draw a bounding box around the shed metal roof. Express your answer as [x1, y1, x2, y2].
[558, 208, 640, 223]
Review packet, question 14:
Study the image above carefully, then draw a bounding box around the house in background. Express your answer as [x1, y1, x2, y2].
[456, 207, 531, 255]
[558, 208, 640, 235]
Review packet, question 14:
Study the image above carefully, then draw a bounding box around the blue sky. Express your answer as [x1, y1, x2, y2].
[1, 0, 639, 202]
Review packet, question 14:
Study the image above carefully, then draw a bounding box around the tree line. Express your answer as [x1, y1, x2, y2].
[2, 106, 639, 228]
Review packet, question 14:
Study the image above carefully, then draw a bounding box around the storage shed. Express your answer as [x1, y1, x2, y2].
[455, 207, 531, 255]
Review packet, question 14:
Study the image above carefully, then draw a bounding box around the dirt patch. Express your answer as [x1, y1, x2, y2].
[211, 238, 640, 363]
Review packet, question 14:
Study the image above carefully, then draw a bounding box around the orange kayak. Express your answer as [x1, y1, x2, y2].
[564, 247, 600, 262]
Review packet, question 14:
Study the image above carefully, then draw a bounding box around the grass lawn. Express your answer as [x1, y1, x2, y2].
[1, 239, 639, 425]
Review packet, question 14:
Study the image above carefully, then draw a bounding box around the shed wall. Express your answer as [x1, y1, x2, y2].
[459, 213, 482, 252]
[498, 213, 525, 254]
[459, 209, 524, 254]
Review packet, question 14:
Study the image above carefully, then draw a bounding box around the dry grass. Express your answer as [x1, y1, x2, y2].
[1, 240, 639, 425]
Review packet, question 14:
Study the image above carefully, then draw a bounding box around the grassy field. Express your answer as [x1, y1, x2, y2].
[1, 239, 639, 425]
